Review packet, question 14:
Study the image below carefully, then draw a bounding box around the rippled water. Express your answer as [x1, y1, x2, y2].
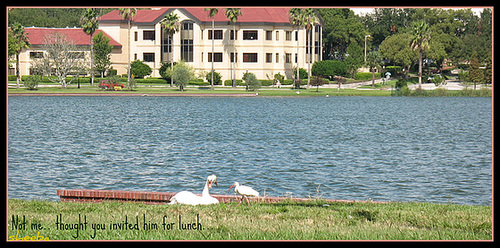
[8, 96, 492, 205]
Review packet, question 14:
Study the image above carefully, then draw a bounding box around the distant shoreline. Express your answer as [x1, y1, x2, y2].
[8, 92, 258, 97]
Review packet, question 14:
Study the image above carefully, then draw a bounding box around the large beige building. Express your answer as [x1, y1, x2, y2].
[11, 7, 323, 83]
[99, 7, 323, 81]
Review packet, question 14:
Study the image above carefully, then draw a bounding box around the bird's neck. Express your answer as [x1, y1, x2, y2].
[202, 180, 210, 197]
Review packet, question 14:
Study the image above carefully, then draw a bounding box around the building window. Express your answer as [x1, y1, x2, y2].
[286, 31, 292, 41]
[295, 53, 298, 63]
[134, 31, 138, 41]
[276, 31, 279, 41]
[143, 53, 155, 62]
[181, 21, 194, 62]
[143, 30, 155, 40]
[243, 30, 258, 40]
[243, 53, 257, 63]
[276, 53, 279, 63]
[230, 30, 237, 40]
[295, 31, 298, 41]
[230, 52, 238, 62]
[266, 53, 272, 63]
[208, 30, 223, 40]
[29, 51, 44, 59]
[266, 31, 272, 40]
[285, 53, 292, 63]
[208, 52, 223, 62]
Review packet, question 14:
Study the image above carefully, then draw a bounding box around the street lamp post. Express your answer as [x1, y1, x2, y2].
[364, 34, 371, 62]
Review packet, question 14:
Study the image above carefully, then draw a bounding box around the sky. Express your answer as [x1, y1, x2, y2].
[349, 7, 487, 16]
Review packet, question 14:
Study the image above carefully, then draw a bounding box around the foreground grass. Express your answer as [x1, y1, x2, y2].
[7, 199, 491, 240]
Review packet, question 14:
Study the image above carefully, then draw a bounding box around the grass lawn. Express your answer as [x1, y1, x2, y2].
[7, 199, 492, 240]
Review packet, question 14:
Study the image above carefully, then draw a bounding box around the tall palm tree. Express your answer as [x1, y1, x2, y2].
[225, 8, 242, 87]
[410, 20, 431, 89]
[204, 8, 218, 90]
[118, 8, 137, 89]
[80, 8, 100, 86]
[9, 22, 30, 88]
[160, 12, 180, 87]
[288, 8, 305, 88]
[303, 8, 318, 89]
[365, 51, 382, 88]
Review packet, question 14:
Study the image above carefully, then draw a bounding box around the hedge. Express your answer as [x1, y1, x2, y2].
[354, 72, 381, 81]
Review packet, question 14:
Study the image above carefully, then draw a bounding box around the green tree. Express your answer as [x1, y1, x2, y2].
[204, 8, 219, 89]
[365, 51, 382, 88]
[8, 22, 30, 88]
[172, 67, 190, 91]
[468, 51, 483, 89]
[160, 13, 180, 87]
[80, 8, 100, 86]
[289, 8, 306, 85]
[92, 31, 113, 77]
[242, 72, 261, 91]
[225, 8, 242, 87]
[130, 60, 152, 79]
[379, 33, 417, 79]
[410, 20, 431, 89]
[118, 8, 137, 88]
[312, 60, 347, 81]
[344, 43, 364, 77]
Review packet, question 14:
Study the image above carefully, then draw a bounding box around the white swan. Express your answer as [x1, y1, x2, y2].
[169, 175, 219, 205]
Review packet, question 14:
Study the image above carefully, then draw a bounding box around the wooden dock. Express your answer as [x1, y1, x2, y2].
[57, 189, 386, 204]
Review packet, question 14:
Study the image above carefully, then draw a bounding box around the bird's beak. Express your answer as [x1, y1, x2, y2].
[227, 184, 235, 193]
[213, 180, 218, 186]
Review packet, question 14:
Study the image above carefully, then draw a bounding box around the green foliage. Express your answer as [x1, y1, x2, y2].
[159, 61, 176, 81]
[310, 76, 328, 92]
[171, 62, 195, 91]
[22, 75, 41, 90]
[293, 68, 309, 80]
[205, 71, 222, 85]
[242, 72, 261, 91]
[130, 60, 152, 79]
[92, 31, 113, 77]
[312, 60, 347, 80]
[354, 72, 381, 81]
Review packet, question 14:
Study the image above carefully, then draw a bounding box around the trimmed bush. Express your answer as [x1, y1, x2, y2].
[355, 72, 381, 81]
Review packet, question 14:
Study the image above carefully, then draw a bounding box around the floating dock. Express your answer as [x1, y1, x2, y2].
[57, 189, 385, 204]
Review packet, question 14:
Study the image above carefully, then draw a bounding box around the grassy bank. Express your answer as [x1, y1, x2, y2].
[7, 199, 492, 240]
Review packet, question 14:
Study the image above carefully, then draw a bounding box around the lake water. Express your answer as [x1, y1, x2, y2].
[8, 96, 492, 205]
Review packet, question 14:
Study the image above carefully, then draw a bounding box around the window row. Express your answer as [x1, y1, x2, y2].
[205, 30, 301, 41]
[134, 52, 299, 64]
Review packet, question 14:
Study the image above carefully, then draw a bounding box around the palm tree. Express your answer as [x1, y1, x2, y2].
[118, 8, 137, 89]
[160, 13, 180, 87]
[365, 51, 382, 88]
[9, 22, 30, 88]
[204, 8, 218, 90]
[302, 8, 318, 89]
[80, 8, 100, 86]
[288, 8, 305, 88]
[410, 20, 431, 89]
[225, 8, 242, 87]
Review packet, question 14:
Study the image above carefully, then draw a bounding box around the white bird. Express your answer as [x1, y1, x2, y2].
[227, 182, 259, 206]
[169, 175, 219, 205]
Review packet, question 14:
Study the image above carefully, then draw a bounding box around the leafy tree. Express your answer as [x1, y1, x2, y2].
[312, 60, 347, 81]
[92, 31, 113, 77]
[468, 51, 483, 89]
[130, 60, 152, 78]
[379, 33, 417, 79]
[310, 76, 327, 92]
[172, 67, 190, 91]
[344, 43, 364, 77]
[289, 8, 305, 85]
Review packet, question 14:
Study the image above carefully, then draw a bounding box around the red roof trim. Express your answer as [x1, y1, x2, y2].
[24, 28, 121, 47]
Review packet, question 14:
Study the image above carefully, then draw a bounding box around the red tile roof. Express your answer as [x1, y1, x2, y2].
[99, 7, 294, 24]
[25, 27, 121, 47]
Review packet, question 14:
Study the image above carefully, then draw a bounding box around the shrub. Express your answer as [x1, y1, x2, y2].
[354, 72, 381, 81]
[130, 60, 152, 78]
[23, 75, 41, 90]
[293, 68, 309, 80]
[312, 60, 347, 80]
[205, 71, 222, 85]
[243, 72, 261, 91]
